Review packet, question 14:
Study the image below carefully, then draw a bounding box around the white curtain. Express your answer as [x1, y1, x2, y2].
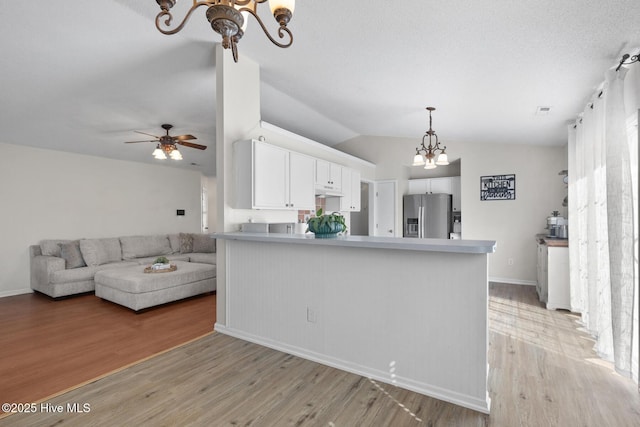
[568, 64, 639, 384]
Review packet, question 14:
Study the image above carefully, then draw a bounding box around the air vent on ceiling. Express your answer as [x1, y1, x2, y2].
[536, 106, 552, 115]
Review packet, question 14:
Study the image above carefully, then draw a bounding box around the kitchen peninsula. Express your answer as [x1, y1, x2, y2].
[214, 232, 496, 413]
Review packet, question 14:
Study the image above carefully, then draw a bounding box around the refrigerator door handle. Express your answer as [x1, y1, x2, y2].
[418, 205, 423, 239]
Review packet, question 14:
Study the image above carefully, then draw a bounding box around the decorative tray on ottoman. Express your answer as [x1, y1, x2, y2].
[144, 264, 177, 273]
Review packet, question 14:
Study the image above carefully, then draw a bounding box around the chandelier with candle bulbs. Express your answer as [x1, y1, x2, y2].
[412, 107, 449, 169]
[154, 0, 295, 62]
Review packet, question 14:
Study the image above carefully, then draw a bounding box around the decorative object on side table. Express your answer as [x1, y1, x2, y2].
[307, 208, 347, 238]
[144, 256, 177, 273]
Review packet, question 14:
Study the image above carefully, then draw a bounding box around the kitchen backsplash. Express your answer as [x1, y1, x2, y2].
[296, 197, 325, 223]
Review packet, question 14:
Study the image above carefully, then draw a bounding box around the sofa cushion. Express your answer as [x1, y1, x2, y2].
[40, 240, 70, 257]
[168, 234, 181, 254]
[80, 238, 122, 266]
[179, 233, 194, 254]
[120, 235, 172, 260]
[192, 235, 215, 253]
[60, 240, 86, 269]
[189, 253, 216, 265]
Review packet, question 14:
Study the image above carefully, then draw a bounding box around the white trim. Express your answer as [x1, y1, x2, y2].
[215, 323, 491, 414]
[0, 288, 33, 298]
[260, 121, 376, 168]
[489, 276, 537, 286]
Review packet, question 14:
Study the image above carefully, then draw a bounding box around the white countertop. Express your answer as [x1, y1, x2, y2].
[214, 232, 496, 254]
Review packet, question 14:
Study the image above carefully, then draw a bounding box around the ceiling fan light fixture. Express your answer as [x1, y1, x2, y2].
[154, 0, 295, 63]
[153, 145, 167, 159]
[170, 148, 183, 160]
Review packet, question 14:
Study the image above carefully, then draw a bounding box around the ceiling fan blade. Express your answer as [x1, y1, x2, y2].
[175, 134, 197, 141]
[134, 131, 161, 138]
[178, 141, 207, 150]
[124, 140, 157, 144]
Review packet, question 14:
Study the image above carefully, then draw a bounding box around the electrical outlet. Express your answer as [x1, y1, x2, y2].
[306, 307, 317, 323]
[508, 258, 514, 266]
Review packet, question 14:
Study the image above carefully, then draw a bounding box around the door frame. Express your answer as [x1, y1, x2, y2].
[372, 179, 398, 237]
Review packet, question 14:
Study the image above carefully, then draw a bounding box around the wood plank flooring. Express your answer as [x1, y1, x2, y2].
[1, 284, 639, 426]
[0, 291, 216, 407]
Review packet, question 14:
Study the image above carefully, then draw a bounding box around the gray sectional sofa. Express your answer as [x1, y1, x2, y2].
[30, 233, 216, 301]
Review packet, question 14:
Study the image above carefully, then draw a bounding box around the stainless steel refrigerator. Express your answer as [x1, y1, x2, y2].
[403, 193, 452, 238]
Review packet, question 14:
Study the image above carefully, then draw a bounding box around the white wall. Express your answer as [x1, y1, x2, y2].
[335, 136, 568, 284]
[0, 143, 202, 297]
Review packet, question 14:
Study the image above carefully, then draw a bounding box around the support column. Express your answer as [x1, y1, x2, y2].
[215, 44, 261, 326]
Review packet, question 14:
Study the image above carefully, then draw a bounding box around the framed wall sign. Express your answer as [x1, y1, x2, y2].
[480, 174, 516, 201]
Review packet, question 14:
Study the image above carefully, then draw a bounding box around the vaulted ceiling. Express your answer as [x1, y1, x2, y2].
[2, 1, 639, 176]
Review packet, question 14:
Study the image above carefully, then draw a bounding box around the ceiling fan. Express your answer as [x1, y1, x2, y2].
[124, 124, 207, 160]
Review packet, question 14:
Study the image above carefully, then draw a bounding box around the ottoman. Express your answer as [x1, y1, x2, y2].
[95, 261, 216, 311]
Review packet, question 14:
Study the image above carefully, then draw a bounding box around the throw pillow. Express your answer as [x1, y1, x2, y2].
[192, 234, 216, 253]
[179, 233, 194, 254]
[59, 241, 86, 269]
[168, 234, 181, 254]
[79, 238, 122, 266]
[40, 240, 71, 257]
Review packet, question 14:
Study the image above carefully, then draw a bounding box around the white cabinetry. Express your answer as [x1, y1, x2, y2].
[315, 160, 343, 194]
[408, 176, 461, 211]
[234, 140, 315, 210]
[408, 179, 429, 194]
[348, 169, 361, 211]
[536, 242, 570, 310]
[327, 168, 361, 212]
[288, 151, 316, 209]
[429, 177, 452, 194]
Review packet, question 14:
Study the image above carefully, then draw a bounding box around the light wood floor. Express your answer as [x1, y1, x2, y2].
[1, 284, 639, 426]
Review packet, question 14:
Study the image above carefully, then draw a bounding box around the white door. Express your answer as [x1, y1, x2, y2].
[374, 180, 397, 237]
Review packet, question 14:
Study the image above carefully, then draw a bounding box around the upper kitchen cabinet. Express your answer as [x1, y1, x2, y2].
[429, 177, 452, 194]
[348, 169, 361, 211]
[408, 176, 461, 211]
[234, 140, 315, 210]
[327, 168, 361, 212]
[288, 151, 316, 209]
[315, 159, 343, 194]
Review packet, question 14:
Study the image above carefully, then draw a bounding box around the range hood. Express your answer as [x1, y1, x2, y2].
[315, 187, 343, 197]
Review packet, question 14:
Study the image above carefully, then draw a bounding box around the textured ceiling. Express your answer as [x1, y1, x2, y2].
[2, 1, 639, 176]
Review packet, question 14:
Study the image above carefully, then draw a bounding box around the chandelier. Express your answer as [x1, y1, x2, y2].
[412, 107, 449, 169]
[153, 144, 183, 160]
[615, 50, 640, 71]
[154, 0, 295, 62]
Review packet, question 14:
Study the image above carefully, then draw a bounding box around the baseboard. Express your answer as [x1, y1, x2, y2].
[489, 276, 536, 286]
[215, 323, 491, 414]
[0, 288, 33, 298]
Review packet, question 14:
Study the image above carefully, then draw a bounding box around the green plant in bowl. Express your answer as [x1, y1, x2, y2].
[307, 208, 347, 237]
[154, 256, 170, 264]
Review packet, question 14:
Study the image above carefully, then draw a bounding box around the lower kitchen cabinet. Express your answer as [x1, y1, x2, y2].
[536, 242, 570, 310]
